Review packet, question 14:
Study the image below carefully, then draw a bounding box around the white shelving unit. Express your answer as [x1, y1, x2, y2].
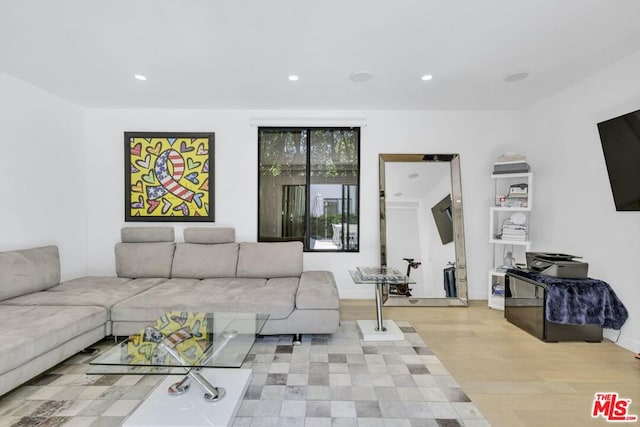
[488, 172, 532, 310]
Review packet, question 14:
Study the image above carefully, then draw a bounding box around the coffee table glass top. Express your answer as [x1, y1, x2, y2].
[89, 311, 268, 375]
[350, 266, 416, 284]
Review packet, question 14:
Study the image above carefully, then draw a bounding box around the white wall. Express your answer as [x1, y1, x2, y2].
[0, 72, 88, 279]
[523, 50, 640, 352]
[84, 109, 523, 300]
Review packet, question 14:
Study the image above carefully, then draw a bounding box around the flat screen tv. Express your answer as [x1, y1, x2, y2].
[596, 109, 640, 211]
[431, 194, 453, 244]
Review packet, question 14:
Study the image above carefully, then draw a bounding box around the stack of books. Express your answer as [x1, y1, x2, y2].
[499, 197, 528, 208]
[500, 221, 528, 241]
[493, 153, 531, 174]
[508, 183, 528, 197]
[501, 182, 529, 207]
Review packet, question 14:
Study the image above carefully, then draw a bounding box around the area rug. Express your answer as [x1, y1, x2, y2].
[0, 321, 489, 427]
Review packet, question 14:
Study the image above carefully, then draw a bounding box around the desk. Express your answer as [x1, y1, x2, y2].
[504, 270, 628, 342]
[350, 268, 414, 341]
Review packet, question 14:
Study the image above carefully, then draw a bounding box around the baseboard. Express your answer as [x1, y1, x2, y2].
[339, 290, 374, 299]
[604, 329, 640, 353]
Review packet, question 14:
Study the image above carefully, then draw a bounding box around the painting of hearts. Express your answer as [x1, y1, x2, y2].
[124, 132, 215, 222]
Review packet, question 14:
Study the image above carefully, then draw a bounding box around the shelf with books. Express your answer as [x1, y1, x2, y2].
[488, 170, 533, 310]
[491, 172, 532, 209]
[489, 208, 530, 242]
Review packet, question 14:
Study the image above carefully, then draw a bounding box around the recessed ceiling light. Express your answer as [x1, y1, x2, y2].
[134, 74, 147, 81]
[288, 75, 299, 81]
[421, 74, 433, 81]
[350, 71, 373, 83]
[504, 71, 530, 82]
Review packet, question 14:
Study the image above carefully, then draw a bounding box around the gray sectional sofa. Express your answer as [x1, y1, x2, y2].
[0, 226, 340, 396]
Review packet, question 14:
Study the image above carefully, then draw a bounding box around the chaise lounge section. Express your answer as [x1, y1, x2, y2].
[0, 246, 109, 396]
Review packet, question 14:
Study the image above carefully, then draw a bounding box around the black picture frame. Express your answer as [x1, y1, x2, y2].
[124, 131, 215, 222]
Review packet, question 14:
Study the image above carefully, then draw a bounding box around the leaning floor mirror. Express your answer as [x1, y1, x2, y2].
[379, 154, 468, 306]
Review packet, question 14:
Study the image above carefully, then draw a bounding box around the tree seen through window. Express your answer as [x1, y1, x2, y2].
[258, 127, 360, 251]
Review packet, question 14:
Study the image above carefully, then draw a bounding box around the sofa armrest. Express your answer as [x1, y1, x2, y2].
[296, 271, 339, 310]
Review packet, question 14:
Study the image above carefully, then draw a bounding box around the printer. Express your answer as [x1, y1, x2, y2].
[525, 252, 589, 279]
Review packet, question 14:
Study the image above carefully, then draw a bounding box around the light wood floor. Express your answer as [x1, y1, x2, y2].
[340, 299, 639, 427]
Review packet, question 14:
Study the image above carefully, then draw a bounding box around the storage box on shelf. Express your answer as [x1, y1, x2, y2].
[488, 270, 506, 310]
[488, 171, 532, 310]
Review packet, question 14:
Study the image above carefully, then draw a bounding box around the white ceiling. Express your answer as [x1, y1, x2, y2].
[1, 0, 639, 110]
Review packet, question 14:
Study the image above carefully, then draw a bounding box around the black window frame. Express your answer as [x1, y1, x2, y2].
[257, 126, 361, 252]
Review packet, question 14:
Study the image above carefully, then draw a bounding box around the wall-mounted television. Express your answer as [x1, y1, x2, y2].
[431, 194, 453, 244]
[596, 109, 640, 211]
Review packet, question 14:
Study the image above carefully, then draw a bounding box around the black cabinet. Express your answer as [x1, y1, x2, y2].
[505, 274, 602, 342]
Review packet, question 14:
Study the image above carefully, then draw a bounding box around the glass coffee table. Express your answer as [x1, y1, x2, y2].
[89, 311, 268, 403]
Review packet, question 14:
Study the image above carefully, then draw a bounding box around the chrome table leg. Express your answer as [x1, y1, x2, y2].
[374, 282, 386, 332]
[162, 330, 237, 402]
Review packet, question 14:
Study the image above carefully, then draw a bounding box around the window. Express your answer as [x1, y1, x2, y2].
[258, 127, 360, 251]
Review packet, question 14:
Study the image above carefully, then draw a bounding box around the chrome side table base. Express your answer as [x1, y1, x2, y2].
[357, 282, 404, 341]
[349, 269, 408, 341]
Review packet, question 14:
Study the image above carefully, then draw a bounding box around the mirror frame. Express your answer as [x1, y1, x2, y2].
[379, 153, 468, 307]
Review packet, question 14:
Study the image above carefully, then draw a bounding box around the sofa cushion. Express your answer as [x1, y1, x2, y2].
[296, 271, 340, 310]
[184, 227, 235, 244]
[115, 242, 175, 278]
[0, 305, 107, 376]
[0, 277, 167, 312]
[110, 278, 202, 322]
[110, 277, 297, 322]
[121, 227, 174, 242]
[0, 246, 60, 302]
[236, 242, 303, 278]
[51, 276, 134, 291]
[194, 278, 298, 319]
[171, 243, 239, 279]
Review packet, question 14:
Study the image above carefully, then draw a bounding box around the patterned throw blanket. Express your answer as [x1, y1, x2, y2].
[507, 269, 629, 330]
